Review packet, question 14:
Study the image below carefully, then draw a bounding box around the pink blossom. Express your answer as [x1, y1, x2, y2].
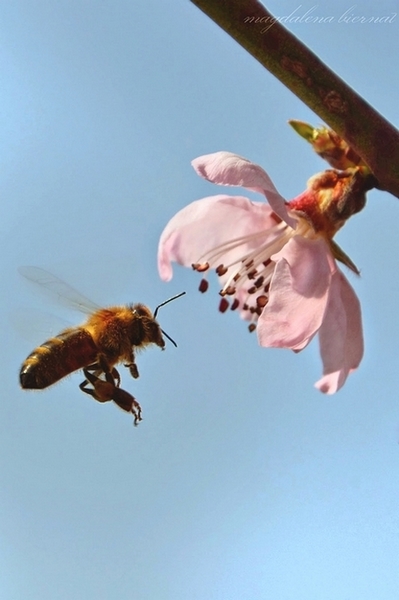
[158, 151, 363, 394]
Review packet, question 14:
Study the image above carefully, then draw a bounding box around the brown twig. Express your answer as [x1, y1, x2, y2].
[190, 0, 399, 199]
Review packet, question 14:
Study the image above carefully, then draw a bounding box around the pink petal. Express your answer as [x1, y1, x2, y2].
[257, 236, 333, 349]
[158, 194, 278, 281]
[315, 271, 363, 394]
[192, 152, 297, 229]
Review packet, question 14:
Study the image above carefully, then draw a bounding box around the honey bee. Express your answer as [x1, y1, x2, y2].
[19, 266, 185, 421]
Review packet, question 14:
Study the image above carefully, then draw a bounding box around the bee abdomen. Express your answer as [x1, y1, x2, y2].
[20, 329, 98, 389]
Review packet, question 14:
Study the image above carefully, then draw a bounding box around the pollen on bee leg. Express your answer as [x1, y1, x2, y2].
[199, 279, 209, 293]
[219, 298, 229, 313]
[192, 262, 210, 272]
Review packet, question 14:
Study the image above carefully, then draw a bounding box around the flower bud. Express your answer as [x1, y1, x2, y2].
[289, 120, 368, 171]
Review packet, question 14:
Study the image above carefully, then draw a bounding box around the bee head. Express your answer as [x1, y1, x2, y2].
[129, 304, 165, 349]
[129, 292, 185, 349]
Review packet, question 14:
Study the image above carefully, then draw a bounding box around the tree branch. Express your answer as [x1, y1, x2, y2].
[190, 0, 399, 199]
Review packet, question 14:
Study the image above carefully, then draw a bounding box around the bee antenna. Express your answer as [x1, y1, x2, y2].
[153, 291, 186, 319]
[161, 329, 178, 348]
[153, 291, 185, 348]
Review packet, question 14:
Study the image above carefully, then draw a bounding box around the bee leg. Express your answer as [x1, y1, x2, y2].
[79, 368, 141, 425]
[102, 367, 142, 424]
[82, 361, 103, 380]
[109, 367, 121, 388]
[79, 378, 93, 395]
[111, 387, 142, 426]
[81, 366, 101, 386]
[123, 363, 138, 379]
[79, 377, 101, 400]
[78, 366, 96, 396]
[79, 367, 114, 403]
[121, 348, 139, 379]
[95, 354, 117, 379]
[79, 363, 102, 395]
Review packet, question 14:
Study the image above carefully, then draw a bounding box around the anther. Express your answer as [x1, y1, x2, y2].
[247, 269, 257, 280]
[248, 323, 256, 333]
[199, 279, 209, 293]
[216, 264, 228, 276]
[256, 295, 268, 308]
[192, 262, 210, 272]
[231, 298, 239, 311]
[247, 286, 256, 294]
[224, 286, 236, 296]
[219, 298, 229, 313]
[254, 276, 265, 288]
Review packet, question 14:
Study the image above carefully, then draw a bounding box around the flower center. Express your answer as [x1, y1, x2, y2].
[192, 212, 318, 330]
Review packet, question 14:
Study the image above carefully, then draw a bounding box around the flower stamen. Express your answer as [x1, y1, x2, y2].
[216, 264, 228, 276]
[194, 221, 288, 269]
[192, 262, 210, 272]
[219, 298, 229, 313]
[199, 279, 209, 293]
[231, 299, 239, 310]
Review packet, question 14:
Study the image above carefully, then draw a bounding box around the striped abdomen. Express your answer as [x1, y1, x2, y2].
[20, 328, 99, 389]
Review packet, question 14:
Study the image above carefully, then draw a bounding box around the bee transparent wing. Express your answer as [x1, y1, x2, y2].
[18, 266, 101, 315]
[11, 307, 73, 345]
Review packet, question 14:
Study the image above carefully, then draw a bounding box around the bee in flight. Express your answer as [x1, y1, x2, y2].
[19, 266, 185, 424]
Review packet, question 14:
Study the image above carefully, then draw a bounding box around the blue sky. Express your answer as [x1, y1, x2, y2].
[1, 1, 399, 598]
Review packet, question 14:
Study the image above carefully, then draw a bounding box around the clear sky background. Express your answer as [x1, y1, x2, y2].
[1, 1, 399, 599]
